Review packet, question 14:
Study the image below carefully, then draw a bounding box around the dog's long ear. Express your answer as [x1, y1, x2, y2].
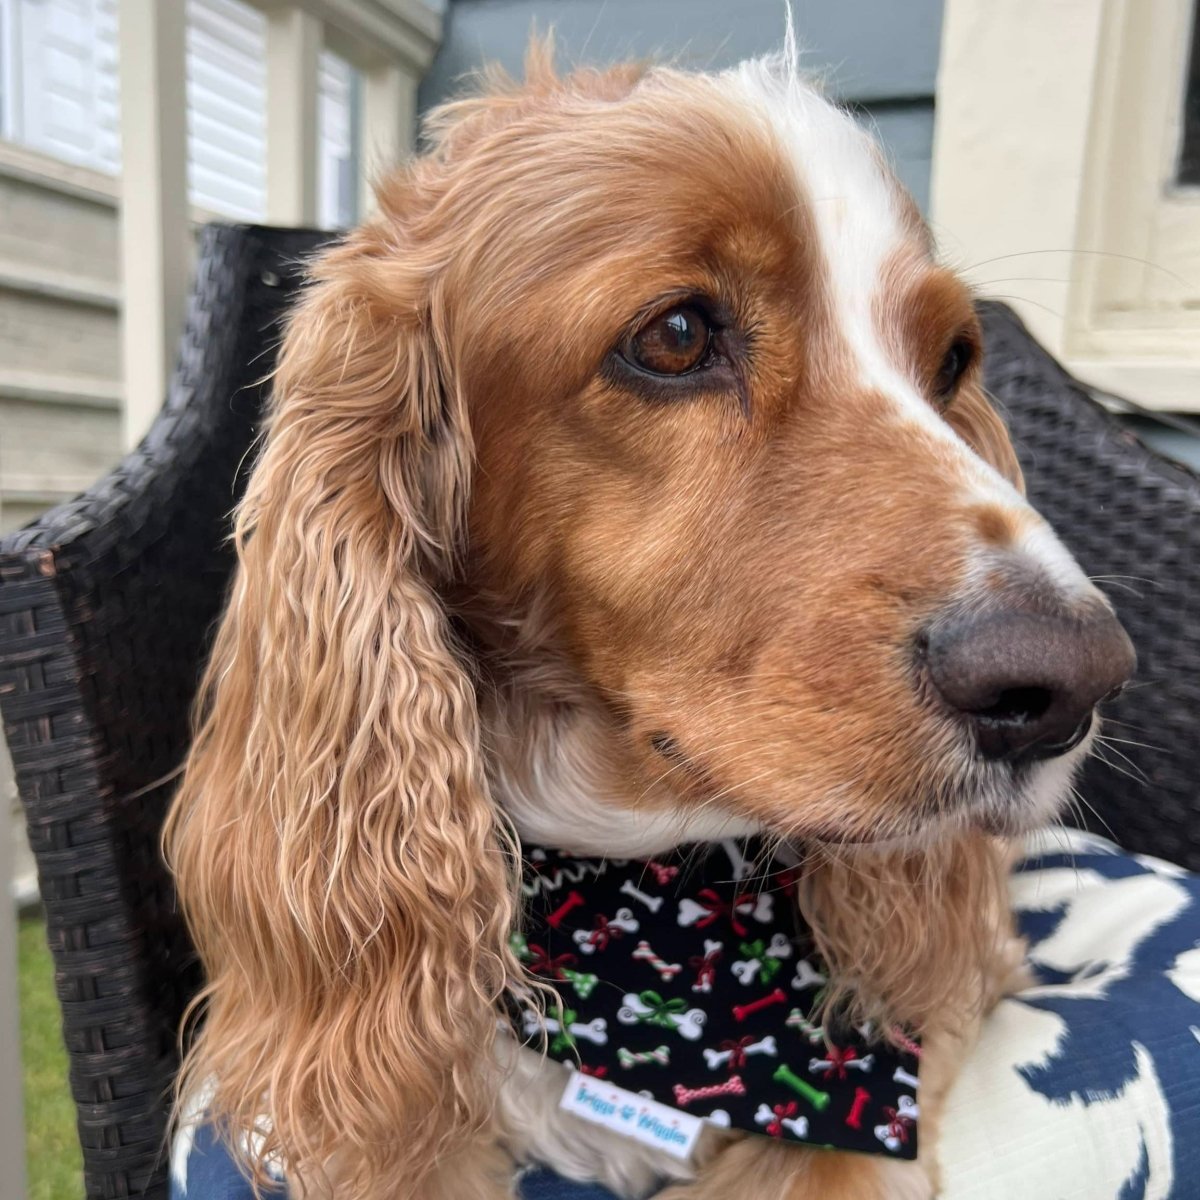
[165, 219, 519, 1198]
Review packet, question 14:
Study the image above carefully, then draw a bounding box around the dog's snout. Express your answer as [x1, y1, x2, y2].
[923, 608, 1136, 763]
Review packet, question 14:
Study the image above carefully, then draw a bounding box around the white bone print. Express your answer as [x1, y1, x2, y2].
[620, 879, 664, 913]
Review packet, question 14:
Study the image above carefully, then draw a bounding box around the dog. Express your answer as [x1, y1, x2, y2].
[165, 37, 1135, 1200]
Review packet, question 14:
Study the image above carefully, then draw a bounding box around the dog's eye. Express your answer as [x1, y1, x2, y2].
[623, 306, 713, 376]
[933, 338, 974, 404]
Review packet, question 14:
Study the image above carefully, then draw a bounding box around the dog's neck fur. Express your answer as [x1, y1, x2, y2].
[460, 593, 759, 857]
[482, 668, 761, 858]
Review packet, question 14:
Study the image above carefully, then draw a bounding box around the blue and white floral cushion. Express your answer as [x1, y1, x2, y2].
[172, 828, 1200, 1200]
[940, 827, 1200, 1199]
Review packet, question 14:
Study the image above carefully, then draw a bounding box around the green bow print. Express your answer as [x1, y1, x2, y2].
[636, 990, 688, 1029]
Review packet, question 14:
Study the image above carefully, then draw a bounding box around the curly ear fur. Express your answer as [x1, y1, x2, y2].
[164, 221, 521, 1199]
[797, 835, 1013, 1039]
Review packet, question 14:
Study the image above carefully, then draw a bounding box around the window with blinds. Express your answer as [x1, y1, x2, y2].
[187, 0, 267, 219]
[0, 0, 359, 227]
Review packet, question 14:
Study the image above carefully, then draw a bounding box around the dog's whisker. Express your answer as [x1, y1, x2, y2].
[1094, 732, 1168, 754]
[1092, 739, 1152, 782]
[1101, 716, 1157, 733]
[1066, 784, 1119, 848]
[1088, 574, 1160, 587]
[963, 247, 1190, 291]
[1086, 578, 1146, 597]
[1091, 748, 1148, 788]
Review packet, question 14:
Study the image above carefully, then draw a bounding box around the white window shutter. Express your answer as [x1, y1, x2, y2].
[2, 0, 357, 224]
[185, 0, 267, 220]
[9, 0, 119, 172]
[318, 49, 356, 229]
[185, 0, 359, 225]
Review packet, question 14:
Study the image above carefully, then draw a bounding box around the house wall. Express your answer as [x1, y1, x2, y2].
[0, 142, 122, 532]
[0, 0, 362, 534]
[419, 0, 944, 211]
[933, 0, 1200, 412]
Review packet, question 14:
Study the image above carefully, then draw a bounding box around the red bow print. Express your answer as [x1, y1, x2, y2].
[718, 1036, 756, 1069]
[526, 943, 577, 979]
[823, 1045, 859, 1080]
[645, 860, 679, 886]
[764, 1101, 799, 1137]
[882, 1106, 915, 1145]
[587, 914, 625, 951]
[688, 943, 723, 987]
[694, 888, 758, 937]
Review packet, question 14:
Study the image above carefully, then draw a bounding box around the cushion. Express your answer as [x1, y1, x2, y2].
[940, 827, 1200, 1199]
[172, 828, 1200, 1199]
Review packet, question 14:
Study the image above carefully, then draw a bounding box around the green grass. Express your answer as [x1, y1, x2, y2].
[20, 916, 84, 1200]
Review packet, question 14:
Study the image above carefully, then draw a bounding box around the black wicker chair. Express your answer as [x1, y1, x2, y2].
[1, 225, 1198, 1200]
[0, 225, 332, 1200]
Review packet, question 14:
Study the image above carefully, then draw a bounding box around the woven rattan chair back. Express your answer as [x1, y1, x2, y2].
[0, 224, 330, 1200]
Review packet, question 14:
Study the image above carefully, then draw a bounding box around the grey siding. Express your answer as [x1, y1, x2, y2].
[0, 147, 122, 534]
[420, 0, 942, 210]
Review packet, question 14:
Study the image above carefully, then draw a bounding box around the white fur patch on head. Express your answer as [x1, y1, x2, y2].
[719, 53, 1103, 608]
[719, 57, 938, 423]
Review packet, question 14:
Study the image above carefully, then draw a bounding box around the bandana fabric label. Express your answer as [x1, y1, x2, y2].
[558, 1072, 705, 1159]
[513, 840, 921, 1160]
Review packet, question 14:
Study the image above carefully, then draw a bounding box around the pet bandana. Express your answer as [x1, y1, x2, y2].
[512, 840, 920, 1160]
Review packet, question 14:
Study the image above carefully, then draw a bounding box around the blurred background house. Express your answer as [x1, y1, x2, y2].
[1, 0, 1198, 1192]
[0, 0, 433, 536]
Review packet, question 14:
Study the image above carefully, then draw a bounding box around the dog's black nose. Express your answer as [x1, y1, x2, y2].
[923, 608, 1136, 763]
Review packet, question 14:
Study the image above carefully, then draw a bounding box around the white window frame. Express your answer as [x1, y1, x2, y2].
[0, 0, 18, 141]
[933, 0, 1200, 411]
[0, 0, 120, 173]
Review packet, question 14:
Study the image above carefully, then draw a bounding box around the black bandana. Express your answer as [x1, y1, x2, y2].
[512, 840, 920, 1160]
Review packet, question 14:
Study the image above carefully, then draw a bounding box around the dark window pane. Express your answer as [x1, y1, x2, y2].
[1181, 2, 1200, 183]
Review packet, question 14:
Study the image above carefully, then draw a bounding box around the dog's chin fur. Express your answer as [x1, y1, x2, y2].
[483, 662, 763, 858]
[796, 738, 1093, 856]
[484, 656, 1086, 862]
